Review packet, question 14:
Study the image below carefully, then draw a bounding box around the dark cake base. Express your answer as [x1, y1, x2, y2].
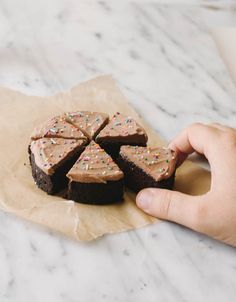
[98, 142, 147, 160]
[29, 148, 84, 195]
[67, 179, 124, 204]
[117, 155, 175, 193]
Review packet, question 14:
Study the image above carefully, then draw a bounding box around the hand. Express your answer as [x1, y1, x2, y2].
[136, 123, 236, 246]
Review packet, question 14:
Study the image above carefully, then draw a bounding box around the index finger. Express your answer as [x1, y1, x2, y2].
[168, 123, 222, 167]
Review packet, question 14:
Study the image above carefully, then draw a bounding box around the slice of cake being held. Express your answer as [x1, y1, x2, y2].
[118, 145, 177, 193]
[29, 138, 85, 194]
[67, 141, 124, 205]
[95, 112, 148, 159]
[64, 111, 109, 140]
[31, 115, 88, 142]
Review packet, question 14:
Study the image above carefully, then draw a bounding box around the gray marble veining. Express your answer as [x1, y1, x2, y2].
[0, 1, 236, 302]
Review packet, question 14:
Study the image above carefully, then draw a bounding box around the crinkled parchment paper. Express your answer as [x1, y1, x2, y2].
[212, 27, 236, 86]
[0, 75, 210, 241]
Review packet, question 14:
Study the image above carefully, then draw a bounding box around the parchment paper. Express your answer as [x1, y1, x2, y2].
[212, 28, 236, 86]
[0, 75, 211, 241]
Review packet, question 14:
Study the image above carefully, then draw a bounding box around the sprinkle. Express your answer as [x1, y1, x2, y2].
[166, 159, 169, 163]
[83, 156, 90, 161]
[49, 128, 57, 133]
[102, 171, 106, 175]
[125, 117, 132, 123]
[50, 153, 53, 157]
[50, 138, 57, 144]
[159, 168, 164, 173]
[85, 164, 89, 170]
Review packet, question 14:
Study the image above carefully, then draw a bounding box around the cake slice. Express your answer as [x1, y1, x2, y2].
[64, 111, 109, 140]
[95, 112, 148, 158]
[118, 145, 177, 192]
[29, 138, 85, 194]
[31, 116, 88, 142]
[67, 141, 124, 204]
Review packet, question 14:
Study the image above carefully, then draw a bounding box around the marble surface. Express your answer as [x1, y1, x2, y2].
[1, 1, 236, 301]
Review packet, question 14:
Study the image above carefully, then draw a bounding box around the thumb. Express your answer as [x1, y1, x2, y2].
[136, 188, 207, 232]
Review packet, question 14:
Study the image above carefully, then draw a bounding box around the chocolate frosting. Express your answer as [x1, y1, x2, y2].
[31, 116, 87, 141]
[120, 145, 177, 181]
[67, 141, 124, 184]
[30, 138, 85, 175]
[64, 111, 109, 140]
[95, 112, 148, 144]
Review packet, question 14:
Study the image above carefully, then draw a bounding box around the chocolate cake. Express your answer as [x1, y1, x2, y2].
[95, 112, 148, 158]
[29, 111, 177, 205]
[31, 116, 88, 142]
[117, 145, 177, 192]
[64, 111, 109, 140]
[29, 138, 85, 194]
[67, 141, 124, 204]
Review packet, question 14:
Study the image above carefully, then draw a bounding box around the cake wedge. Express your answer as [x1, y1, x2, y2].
[95, 112, 148, 158]
[29, 138, 85, 194]
[67, 141, 124, 204]
[64, 111, 109, 140]
[117, 145, 177, 192]
[31, 115, 88, 142]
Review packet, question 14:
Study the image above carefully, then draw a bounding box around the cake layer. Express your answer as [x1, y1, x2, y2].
[29, 138, 85, 194]
[64, 111, 109, 140]
[31, 116, 87, 141]
[66, 141, 124, 204]
[67, 141, 124, 183]
[68, 179, 124, 204]
[119, 145, 177, 181]
[117, 154, 175, 193]
[30, 138, 85, 175]
[95, 112, 148, 158]
[118, 145, 177, 192]
[95, 112, 148, 145]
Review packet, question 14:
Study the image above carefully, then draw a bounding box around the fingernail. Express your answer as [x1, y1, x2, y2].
[168, 142, 175, 150]
[136, 189, 153, 210]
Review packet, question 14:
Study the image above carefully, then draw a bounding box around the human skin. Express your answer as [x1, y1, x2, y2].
[136, 123, 236, 246]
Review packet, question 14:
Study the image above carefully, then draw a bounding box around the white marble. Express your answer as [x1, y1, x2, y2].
[0, 1, 236, 302]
